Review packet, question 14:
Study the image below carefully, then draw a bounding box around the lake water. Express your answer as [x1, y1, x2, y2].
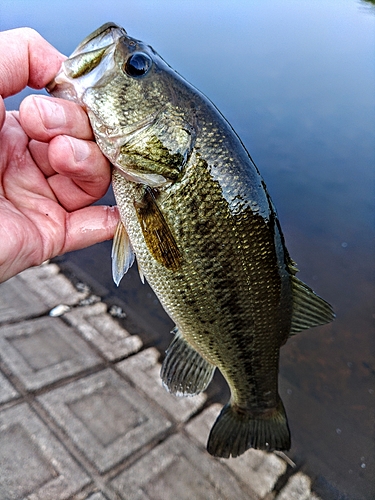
[2, 1, 374, 499]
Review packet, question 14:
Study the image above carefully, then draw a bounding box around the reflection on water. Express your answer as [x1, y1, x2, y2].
[2, 1, 374, 499]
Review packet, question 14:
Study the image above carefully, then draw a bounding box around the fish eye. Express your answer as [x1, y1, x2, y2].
[124, 53, 152, 77]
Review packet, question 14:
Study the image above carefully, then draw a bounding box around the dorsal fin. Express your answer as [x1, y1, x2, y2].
[290, 276, 335, 334]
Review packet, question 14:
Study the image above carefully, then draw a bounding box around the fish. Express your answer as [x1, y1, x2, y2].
[47, 22, 335, 458]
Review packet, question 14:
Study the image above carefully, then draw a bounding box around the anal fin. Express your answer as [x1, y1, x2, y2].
[290, 276, 335, 334]
[161, 329, 215, 396]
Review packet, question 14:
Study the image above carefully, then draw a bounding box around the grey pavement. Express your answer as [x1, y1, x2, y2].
[0, 263, 320, 500]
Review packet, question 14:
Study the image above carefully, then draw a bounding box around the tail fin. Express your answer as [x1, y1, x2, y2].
[207, 399, 290, 458]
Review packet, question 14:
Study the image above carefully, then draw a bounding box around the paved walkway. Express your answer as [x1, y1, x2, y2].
[0, 263, 320, 500]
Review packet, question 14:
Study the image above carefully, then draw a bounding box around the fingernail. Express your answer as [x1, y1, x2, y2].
[67, 136, 91, 162]
[35, 96, 66, 129]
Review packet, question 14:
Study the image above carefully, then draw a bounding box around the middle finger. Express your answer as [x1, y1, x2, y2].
[29, 140, 55, 177]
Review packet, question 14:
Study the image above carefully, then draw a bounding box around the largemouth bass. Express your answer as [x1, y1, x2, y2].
[48, 23, 334, 458]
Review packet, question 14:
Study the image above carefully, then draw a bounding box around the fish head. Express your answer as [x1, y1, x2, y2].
[47, 22, 195, 187]
[47, 22, 160, 110]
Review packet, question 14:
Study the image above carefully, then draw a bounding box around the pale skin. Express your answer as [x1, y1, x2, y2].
[0, 27, 119, 283]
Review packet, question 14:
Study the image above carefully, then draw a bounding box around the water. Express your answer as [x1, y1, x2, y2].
[2, 1, 374, 498]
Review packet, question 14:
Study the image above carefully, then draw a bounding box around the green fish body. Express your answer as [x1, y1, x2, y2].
[48, 23, 334, 458]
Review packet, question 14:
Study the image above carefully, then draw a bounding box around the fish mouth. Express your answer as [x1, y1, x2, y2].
[46, 22, 126, 98]
[69, 22, 126, 58]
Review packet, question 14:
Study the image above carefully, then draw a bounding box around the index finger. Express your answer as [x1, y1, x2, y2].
[20, 95, 94, 142]
[0, 27, 65, 98]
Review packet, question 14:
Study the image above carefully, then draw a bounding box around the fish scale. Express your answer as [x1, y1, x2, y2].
[47, 22, 335, 458]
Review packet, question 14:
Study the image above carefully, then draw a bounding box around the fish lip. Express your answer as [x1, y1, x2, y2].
[70, 22, 126, 57]
[45, 78, 58, 94]
[46, 70, 78, 99]
[47, 22, 126, 95]
[47, 22, 126, 99]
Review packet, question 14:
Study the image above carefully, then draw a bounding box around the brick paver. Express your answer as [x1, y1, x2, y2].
[117, 347, 207, 422]
[0, 403, 90, 499]
[111, 434, 254, 500]
[17, 263, 88, 308]
[38, 368, 172, 473]
[65, 302, 142, 361]
[0, 316, 101, 390]
[0, 263, 321, 499]
[0, 275, 48, 324]
[186, 404, 287, 498]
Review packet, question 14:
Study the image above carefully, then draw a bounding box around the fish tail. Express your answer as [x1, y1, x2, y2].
[207, 398, 291, 458]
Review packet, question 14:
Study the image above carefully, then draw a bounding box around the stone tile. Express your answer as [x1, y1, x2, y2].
[186, 404, 287, 498]
[0, 316, 101, 390]
[18, 263, 88, 308]
[0, 263, 88, 324]
[38, 369, 172, 473]
[117, 348, 206, 422]
[0, 370, 18, 404]
[276, 472, 316, 500]
[224, 449, 287, 499]
[0, 403, 90, 499]
[65, 302, 142, 361]
[111, 433, 255, 500]
[0, 275, 48, 324]
[185, 403, 224, 448]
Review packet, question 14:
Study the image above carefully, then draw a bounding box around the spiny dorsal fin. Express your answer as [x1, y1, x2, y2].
[290, 276, 335, 334]
[111, 220, 135, 286]
[161, 329, 215, 396]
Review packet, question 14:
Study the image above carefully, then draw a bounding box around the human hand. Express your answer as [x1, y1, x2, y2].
[0, 27, 119, 283]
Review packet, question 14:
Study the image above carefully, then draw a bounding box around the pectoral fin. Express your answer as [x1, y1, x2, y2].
[134, 187, 182, 271]
[111, 220, 135, 286]
[161, 329, 215, 396]
[290, 276, 335, 334]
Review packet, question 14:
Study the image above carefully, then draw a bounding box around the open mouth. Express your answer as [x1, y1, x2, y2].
[46, 22, 126, 97]
[46, 23, 126, 104]
[69, 22, 126, 58]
